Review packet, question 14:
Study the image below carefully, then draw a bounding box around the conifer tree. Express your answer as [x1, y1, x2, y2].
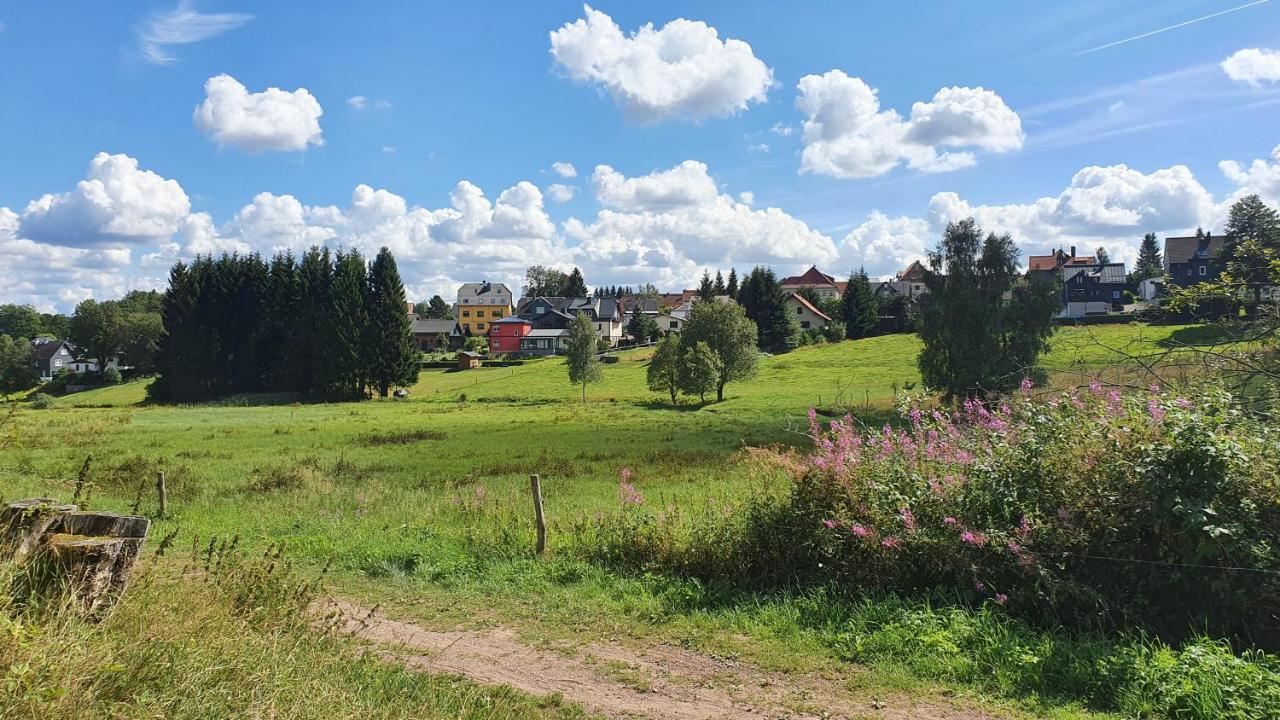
[1133, 233, 1163, 280]
[697, 270, 715, 301]
[426, 295, 452, 318]
[296, 248, 333, 397]
[327, 250, 368, 400]
[737, 267, 797, 353]
[262, 253, 301, 391]
[364, 247, 419, 397]
[726, 268, 738, 299]
[713, 271, 726, 295]
[564, 267, 588, 297]
[841, 267, 879, 339]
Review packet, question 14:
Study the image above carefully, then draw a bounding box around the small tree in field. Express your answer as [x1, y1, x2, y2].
[679, 300, 757, 401]
[679, 341, 721, 403]
[646, 333, 682, 405]
[566, 312, 602, 402]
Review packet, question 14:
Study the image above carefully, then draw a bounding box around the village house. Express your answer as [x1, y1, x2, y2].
[410, 316, 463, 352]
[875, 260, 929, 299]
[1060, 263, 1127, 317]
[1164, 234, 1228, 288]
[513, 296, 624, 346]
[487, 316, 531, 355]
[786, 292, 831, 331]
[30, 339, 72, 380]
[780, 266, 846, 300]
[1026, 247, 1096, 281]
[455, 282, 513, 336]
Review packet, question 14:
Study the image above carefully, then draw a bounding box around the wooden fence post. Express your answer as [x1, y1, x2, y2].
[529, 474, 546, 555]
[156, 471, 168, 518]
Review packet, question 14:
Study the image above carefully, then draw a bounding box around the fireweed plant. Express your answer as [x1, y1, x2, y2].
[775, 381, 1279, 645]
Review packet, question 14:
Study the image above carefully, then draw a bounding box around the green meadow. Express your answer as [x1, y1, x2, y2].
[2, 322, 1254, 719]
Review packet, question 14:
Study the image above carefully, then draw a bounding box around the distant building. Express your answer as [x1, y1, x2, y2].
[875, 260, 930, 299]
[1060, 263, 1127, 318]
[487, 316, 531, 355]
[1164, 234, 1229, 288]
[520, 328, 570, 356]
[30, 339, 72, 380]
[455, 282, 513, 336]
[457, 351, 483, 370]
[514, 297, 624, 346]
[1027, 246, 1096, 281]
[780, 266, 846, 301]
[786, 292, 832, 331]
[410, 316, 463, 351]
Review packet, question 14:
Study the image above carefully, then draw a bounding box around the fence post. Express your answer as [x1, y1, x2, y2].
[529, 474, 546, 555]
[156, 471, 168, 518]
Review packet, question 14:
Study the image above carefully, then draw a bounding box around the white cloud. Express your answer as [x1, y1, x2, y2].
[551, 161, 578, 178]
[748, 142, 770, 153]
[796, 70, 1023, 179]
[546, 184, 578, 202]
[18, 152, 191, 247]
[770, 122, 794, 136]
[194, 74, 324, 153]
[136, 0, 252, 65]
[838, 212, 933, 277]
[381, 146, 397, 155]
[567, 160, 837, 289]
[1222, 48, 1280, 86]
[1220, 144, 1280, 207]
[549, 5, 773, 122]
[347, 95, 367, 109]
[738, 191, 754, 205]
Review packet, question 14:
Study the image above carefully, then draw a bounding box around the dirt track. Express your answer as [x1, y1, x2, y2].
[330, 599, 1002, 720]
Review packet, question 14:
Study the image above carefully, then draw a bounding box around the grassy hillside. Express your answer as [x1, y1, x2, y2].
[0, 322, 1227, 718]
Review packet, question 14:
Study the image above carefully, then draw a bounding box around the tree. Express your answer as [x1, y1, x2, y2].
[523, 265, 570, 297]
[69, 299, 124, 377]
[1095, 247, 1111, 265]
[364, 247, 419, 398]
[679, 300, 758, 401]
[646, 333, 682, 405]
[697, 270, 715, 301]
[626, 307, 658, 344]
[564, 267, 588, 297]
[0, 335, 39, 393]
[917, 218, 1058, 401]
[118, 311, 163, 374]
[0, 305, 44, 339]
[713, 271, 726, 295]
[840, 268, 879, 340]
[566, 312, 602, 402]
[679, 341, 721, 403]
[1224, 195, 1280, 302]
[1133, 233, 1163, 281]
[738, 267, 798, 353]
[326, 250, 368, 400]
[725, 268, 739, 299]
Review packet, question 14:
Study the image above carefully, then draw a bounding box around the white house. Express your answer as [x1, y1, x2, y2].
[786, 292, 832, 331]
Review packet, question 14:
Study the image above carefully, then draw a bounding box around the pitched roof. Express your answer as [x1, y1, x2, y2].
[780, 266, 837, 287]
[30, 339, 70, 361]
[524, 328, 569, 338]
[1164, 235, 1229, 265]
[1028, 249, 1095, 272]
[490, 316, 530, 325]
[1062, 263, 1126, 284]
[410, 318, 461, 335]
[456, 282, 511, 299]
[896, 260, 927, 281]
[788, 292, 832, 322]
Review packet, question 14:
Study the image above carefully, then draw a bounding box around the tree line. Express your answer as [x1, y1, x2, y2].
[149, 247, 417, 402]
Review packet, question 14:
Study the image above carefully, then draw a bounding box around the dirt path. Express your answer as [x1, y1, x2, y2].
[329, 599, 1000, 720]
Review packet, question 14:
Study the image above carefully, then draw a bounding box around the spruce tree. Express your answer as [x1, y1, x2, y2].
[1134, 233, 1163, 280]
[725, 268, 738, 299]
[328, 250, 368, 400]
[150, 261, 200, 401]
[842, 267, 879, 339]
[564, 267, 588, 297]
[713, 271, 726, 295]
[697, 270, 715, 301]
[737, 267, 797, 353]
[263, 253, 301, 391]
[297, 248, 333, 397]
[364, 247, 419, 397]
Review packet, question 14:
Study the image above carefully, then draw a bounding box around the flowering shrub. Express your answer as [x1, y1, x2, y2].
[762, 384, 1279, 644]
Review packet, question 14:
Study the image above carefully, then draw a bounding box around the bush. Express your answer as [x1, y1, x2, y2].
[102, 365, 122, 385]
[823, 321, 846, 343]
[29, 393, 55, 409]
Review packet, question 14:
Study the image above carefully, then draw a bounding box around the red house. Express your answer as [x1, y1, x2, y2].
[488, 316, 531, 354]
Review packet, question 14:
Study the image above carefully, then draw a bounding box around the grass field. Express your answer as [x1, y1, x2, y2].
[0, 323, 1232, 718]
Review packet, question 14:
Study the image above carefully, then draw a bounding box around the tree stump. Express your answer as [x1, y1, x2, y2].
[0, 499, 150, 617]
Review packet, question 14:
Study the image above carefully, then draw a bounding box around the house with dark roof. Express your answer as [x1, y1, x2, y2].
[514, 297, 624, 346]
[410, 316, 463, 352]
[30, 339, 73, 380]
[1060, 263, 1127, 317]
[780, 266, 847, 301]
[1164, 234, 1229, 288]
[487, 316, 531, 355]
[455, 281, 513, 336]
[785, 292, 832, 331]
[874, 261, 931, 299]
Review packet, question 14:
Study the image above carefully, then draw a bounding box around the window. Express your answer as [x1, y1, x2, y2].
[670, 321, 678, 329]
[800, 321, 811, 329]
[462, 310, 470, 317]
[477, 323, 485, 330]
[535, 306, 545, 314]
[1199, 266, 1207, 276]
[1113, 290, 1121, 299]
[796, 307, 803, 314]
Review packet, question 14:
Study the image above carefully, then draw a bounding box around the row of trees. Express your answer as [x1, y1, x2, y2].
[0, 304, 70, 340]
[522, 265, 588, 298]
[412, 295, 452, 319]
[150, 247, 417, 402]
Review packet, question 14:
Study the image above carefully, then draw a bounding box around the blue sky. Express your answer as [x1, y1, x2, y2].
[2, 1, 1279, 310]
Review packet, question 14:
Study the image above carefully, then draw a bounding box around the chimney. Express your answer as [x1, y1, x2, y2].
[1070, 245, 1076, 259]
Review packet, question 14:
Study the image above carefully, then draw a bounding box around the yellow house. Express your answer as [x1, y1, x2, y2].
[455, 281, 513, 335]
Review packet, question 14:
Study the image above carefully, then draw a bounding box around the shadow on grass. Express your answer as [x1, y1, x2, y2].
[1157, 323, 1236, 348]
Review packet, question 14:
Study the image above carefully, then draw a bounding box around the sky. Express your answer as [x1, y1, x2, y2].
[2, 1, 1280, 312]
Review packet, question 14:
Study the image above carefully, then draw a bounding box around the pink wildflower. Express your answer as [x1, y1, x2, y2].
[1175, 397, 1192, 409]
[900, 508, 916, 532]
[909, 406, 923, 426]
[851, 524, 871, 538]
[621, 467, 632, 483]
[1018, 516, 1032, 537]
[1006, 541, 1023, 555]
[1057, 507, 1070, 521]
[1147, 398, 1166, 422]
[1020, 377, 1033, 394]
[960, 531, 987, 547]
[618, 481, 644, 507]
[943, 516, 958, 526]
[974, 580, 985, 592]
[995, 593, 1009, 605]
[822, 519, 838, 530]
[1089, 380, 1102, 395]
[881, 536, 901, 549]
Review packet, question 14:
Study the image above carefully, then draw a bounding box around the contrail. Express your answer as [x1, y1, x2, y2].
[1077, 0, 1269, 55]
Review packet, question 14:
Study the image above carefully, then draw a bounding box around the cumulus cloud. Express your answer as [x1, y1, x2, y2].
[567, 160, 837, 289]
[1220, 144, 1280, 207]
[549, 5, 773, 122]
[18, 152, 191, 247]
[551, 162, 578, 178]
[347, 95, 367, 109]
[136, 0, 252, 65]
[797, 70, 1023, 179]
[194, 74, 324, 153]
[1222, 48, 1280, 86]
[546, 184, 578, 202]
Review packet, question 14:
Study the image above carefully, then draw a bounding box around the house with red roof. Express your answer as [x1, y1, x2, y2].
[786, 292, 831, 331]
[780, 266, 846, 301]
